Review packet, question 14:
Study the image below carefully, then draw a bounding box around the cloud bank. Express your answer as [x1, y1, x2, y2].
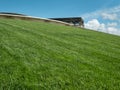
[85, 19, 120, 35]
[82, 5, 120, 36]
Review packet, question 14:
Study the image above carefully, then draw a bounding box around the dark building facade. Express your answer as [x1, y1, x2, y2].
[50, 17, 84, 27]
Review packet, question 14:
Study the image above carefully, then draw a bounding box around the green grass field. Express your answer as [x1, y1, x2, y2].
[0, 18, 120, 90]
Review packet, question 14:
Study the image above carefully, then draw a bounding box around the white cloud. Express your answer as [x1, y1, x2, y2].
[107, 27, 120, 35]
[101, 13, 118, 20]
[107, 22, 117, 27]
[82, 5, 120, 20]
[85, 19, 106, 31]
[107, 27, 117, 32]
[82, 5, 120, 36]
[85, 19, 120, 36]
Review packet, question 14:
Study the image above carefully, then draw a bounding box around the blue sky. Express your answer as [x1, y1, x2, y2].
[0, 0, 120, 35]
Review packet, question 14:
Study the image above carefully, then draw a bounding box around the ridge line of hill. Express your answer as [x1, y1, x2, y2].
[0, 13, 73, 26]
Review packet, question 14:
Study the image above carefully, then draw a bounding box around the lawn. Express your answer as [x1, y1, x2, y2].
[0, 18, 120, 90]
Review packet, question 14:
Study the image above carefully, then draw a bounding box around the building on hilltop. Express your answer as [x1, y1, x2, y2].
[50, 17, 84, 27]
[0, 12, 84, 27]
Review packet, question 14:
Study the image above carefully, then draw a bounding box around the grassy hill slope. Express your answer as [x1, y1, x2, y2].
[0, 18, 120, 90]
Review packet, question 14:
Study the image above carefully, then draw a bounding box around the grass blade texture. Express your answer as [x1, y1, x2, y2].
[0, 18, 120, 90]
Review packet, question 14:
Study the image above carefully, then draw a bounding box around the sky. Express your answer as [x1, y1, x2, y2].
[0, 0, 120, 35]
